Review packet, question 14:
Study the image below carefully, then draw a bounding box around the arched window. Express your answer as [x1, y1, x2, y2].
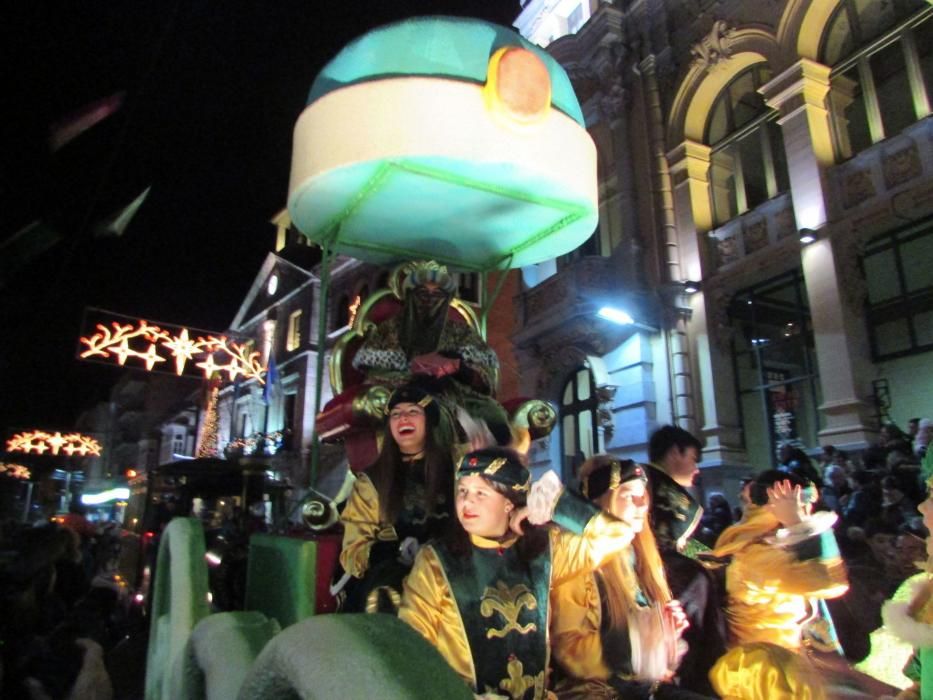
[560, 364, 600, 482]
[824, 1, 931, 157]
[707, 65, 790, 226]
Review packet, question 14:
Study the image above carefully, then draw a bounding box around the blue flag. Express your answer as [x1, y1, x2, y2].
[262, 355, 279, 405]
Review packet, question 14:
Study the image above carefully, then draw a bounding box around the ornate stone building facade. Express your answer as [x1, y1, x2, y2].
[515, 0, 933, 501]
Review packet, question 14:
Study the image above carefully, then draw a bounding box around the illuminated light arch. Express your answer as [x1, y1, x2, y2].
[79, 318, 265, 383]
[0, 462, 31, 479]
[667, 27, 782, 146]
[6, 431, 102, 457]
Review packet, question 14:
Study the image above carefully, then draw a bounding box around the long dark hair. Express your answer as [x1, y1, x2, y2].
[368, 415, 453, 524]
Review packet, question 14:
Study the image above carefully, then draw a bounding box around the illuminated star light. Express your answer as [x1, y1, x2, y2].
[162, 328, 201, 375]
[111, 339, 133, 365]
[5, 431, 102, 457]
[196, 354, 220, 377]
[140, 343, 166, 371]
[0, 463, 31, 480]
[79, 317, 263, 383]
[46, 431, 67, 455]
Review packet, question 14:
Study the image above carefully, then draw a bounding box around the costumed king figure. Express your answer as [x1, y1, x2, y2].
[353, 260, 511, 445]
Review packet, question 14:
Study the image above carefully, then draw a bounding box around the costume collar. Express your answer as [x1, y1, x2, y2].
[469, 532, 518, 550]
[645, 462, 702, 551]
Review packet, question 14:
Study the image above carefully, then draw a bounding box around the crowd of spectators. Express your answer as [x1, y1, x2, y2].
[697, 417, 933, 587]
[0, 503, 130, 699]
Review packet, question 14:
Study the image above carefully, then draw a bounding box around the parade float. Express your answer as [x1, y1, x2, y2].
[144, 16, 598, 700]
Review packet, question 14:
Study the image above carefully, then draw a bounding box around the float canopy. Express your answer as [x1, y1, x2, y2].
[288, 16, 598, 271]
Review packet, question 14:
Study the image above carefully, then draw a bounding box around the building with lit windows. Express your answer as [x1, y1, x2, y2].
[514, 0, 933, 501]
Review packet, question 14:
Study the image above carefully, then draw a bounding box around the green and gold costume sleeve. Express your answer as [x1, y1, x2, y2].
[550, 489, 635, 586]
[551, 572, 612, 681]
[398, 545, 475, 690]
[339, 473, 390, 578]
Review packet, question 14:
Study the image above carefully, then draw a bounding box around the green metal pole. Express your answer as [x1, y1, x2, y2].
[308, 229, 338, 488]
[479, 256, 513, 341]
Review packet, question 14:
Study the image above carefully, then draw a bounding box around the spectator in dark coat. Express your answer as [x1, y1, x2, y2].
[841, 470, 881, 529]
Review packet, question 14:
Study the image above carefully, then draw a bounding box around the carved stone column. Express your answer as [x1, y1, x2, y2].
[665, 143, 745, 469]
[761, 59, 877, 447]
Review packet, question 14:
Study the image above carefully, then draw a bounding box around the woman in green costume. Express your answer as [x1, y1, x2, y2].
[398, 447, 637, 700]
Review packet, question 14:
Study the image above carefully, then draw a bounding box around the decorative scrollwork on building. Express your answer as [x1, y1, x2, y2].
[707, 283, 737, 354]
[834, 233, 869, 314]
[690, 20, 736, 71]
[599, 76, 628, 123]
[595, 384, 618, 441]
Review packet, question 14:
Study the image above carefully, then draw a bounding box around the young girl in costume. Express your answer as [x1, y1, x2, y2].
[550, 455, 709, 699]
[337, 383, 454, 612]
[398, 447, 636, 700]
[882, 476, 933, 699]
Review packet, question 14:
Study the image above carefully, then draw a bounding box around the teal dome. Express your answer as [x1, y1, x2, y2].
[307, 15, 585, 127]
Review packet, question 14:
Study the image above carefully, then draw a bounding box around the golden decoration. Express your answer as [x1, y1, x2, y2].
[480, 581, 538, 639]
[484, 457, 508, 475]
[495, 658, 545, 699]
[365, 585, 401, 614]
[0, 462, 31, 479]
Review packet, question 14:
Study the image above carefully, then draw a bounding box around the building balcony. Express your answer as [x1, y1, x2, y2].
[514, 255, 647, 350]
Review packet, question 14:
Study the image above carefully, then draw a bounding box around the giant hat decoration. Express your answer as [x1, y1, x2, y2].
[288, 16, 598, 271]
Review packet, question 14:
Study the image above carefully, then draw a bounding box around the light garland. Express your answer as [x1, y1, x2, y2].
[5, 431, 102, 457]
[79, 318, 265, 383]
[0, 462, 31, 479]
[348, 295, 362, 326]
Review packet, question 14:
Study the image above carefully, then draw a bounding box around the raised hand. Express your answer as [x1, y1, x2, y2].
[766, 479, 808, 527]
[664, 599, 690, 637]
[509, 506, 531, 535]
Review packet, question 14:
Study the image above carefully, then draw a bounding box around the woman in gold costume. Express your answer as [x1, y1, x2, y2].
[550, 455, 710, 699]
[337, 383, 454, 612]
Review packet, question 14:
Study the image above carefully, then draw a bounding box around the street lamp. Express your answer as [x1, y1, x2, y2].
[597, 306, 635, 325]
[798, 228, 818, 245]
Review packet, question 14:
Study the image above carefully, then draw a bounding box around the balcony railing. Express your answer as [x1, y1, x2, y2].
[519, 256, 620, 328]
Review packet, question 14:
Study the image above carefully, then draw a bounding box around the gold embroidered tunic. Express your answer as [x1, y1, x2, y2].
[398, 511, 633, 700]
[339, 469, 450, 578]
[339, 473, 386, 578]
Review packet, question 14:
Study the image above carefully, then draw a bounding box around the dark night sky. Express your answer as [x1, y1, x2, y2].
[0, 1, 522, 432]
